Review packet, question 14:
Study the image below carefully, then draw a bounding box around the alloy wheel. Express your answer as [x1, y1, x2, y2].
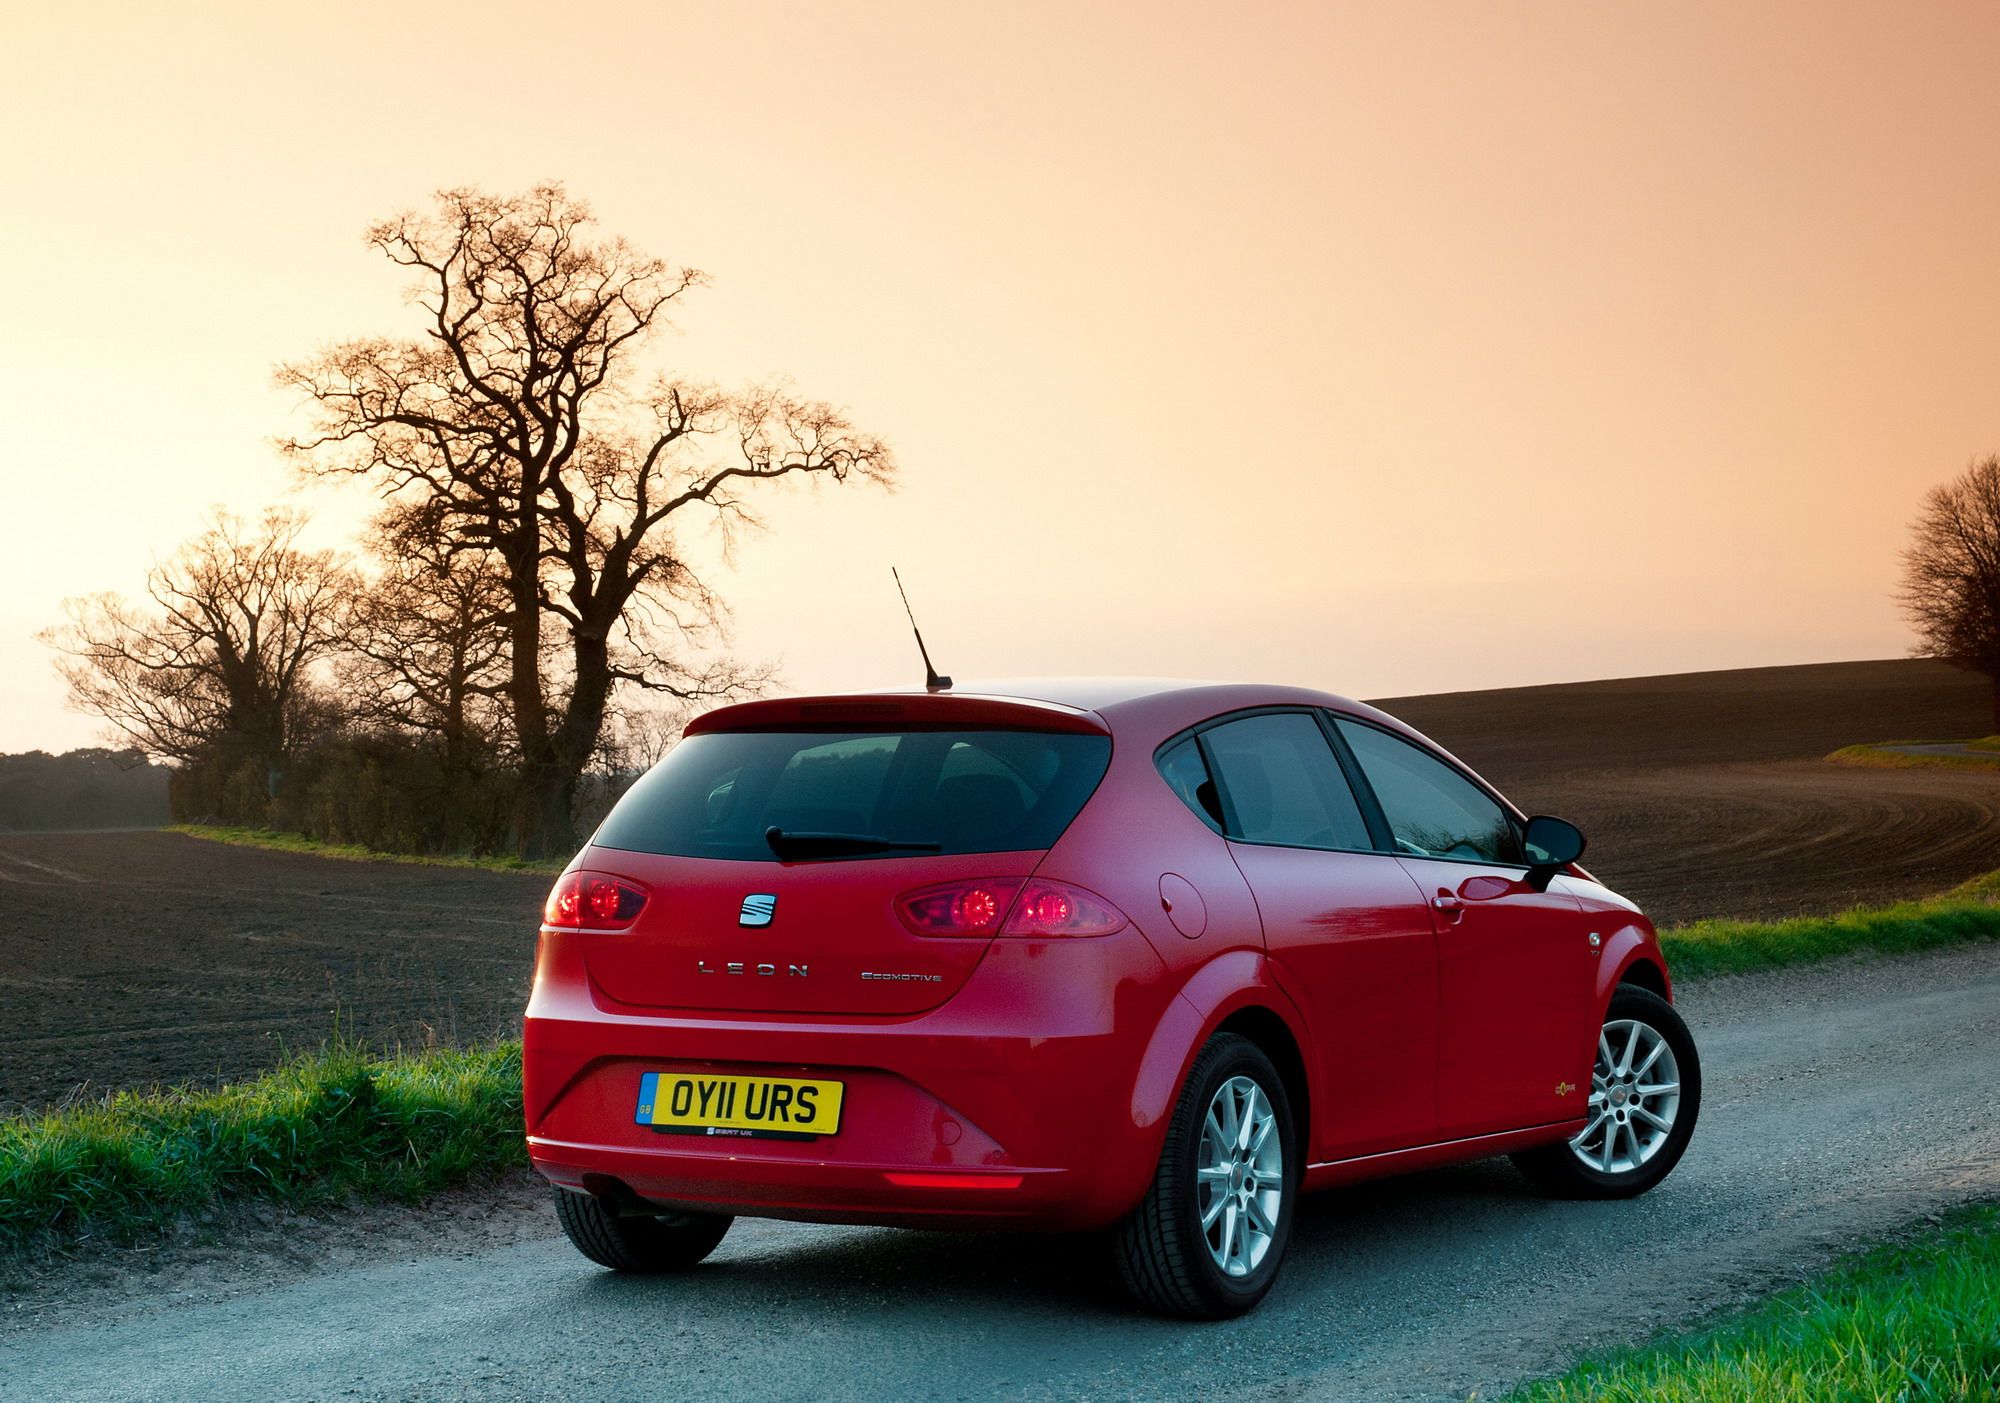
[1195, 1075, 1284, 1277]
[1569, 1017, 1682, 1175]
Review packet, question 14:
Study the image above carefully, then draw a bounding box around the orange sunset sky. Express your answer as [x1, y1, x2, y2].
[3, 2, 1998, 753]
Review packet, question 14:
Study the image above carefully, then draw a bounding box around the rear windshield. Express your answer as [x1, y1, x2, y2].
[592, 729, 1113, 861]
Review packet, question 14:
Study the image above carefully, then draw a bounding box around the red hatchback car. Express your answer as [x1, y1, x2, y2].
[523, 680, 1700, 1317]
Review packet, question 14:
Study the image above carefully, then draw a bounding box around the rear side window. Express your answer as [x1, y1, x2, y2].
[1156, 737, 1224, 832]
[1333, 719, 1522, 864]
[1200, 713, 1373, 851]
[592, 729, 1112, 861]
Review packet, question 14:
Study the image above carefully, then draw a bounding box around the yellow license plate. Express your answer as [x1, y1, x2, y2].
[636, 1071, 844, 1140]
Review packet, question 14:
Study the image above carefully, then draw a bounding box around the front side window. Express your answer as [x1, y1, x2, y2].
[1333, 719, 1521, 864]
[1200, 713, 1373, 851]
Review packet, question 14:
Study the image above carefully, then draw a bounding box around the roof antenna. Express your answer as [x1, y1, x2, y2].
[892, 567, 952, 692]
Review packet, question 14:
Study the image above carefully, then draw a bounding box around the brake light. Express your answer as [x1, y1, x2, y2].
[894, 878, 1126, 938]
[543, 871, 650, 930]
[882, 1171, 1024, 1190]
[1001, 880, 1127, 937]
[895, 878, 1025, 937]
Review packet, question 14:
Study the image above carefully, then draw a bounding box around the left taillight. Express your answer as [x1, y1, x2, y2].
[894, 877, 1127, 938]
[543, 871, 650, 930]
[1001, 880, 1127, 937]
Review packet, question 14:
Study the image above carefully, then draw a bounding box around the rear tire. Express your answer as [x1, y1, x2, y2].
[1511, 985, 1700, 1199]
[552, 1187, 733, 1272]
[1114, 1032, 1297, 1319]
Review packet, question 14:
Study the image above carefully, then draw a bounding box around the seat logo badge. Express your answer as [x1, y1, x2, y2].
[1555, 1081, 1577, 1098]
[740, 894, 777, 928]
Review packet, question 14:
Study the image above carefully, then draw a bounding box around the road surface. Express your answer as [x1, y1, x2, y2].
[7, 943, 2000, 1402]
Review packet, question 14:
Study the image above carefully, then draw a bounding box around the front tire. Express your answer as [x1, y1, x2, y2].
[1114, 1032, 1297, 1318]
[552, 1187, 733, 1272]
[1511, 985, 1700, 1199]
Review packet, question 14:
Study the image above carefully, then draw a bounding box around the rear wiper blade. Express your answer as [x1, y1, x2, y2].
[763, 826, 943, 858]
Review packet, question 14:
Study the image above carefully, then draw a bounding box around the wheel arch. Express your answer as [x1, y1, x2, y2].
[1616, 957, 1669, 1001]
[1128, 952, 1317, 1175]
[1213, 1004, 1311, 1164]
[1595, 920, 1674, 1009]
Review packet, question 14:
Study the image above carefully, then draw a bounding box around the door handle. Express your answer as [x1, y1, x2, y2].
[1432, 892, 1464, 923]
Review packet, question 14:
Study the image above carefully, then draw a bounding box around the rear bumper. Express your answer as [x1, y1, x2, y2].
[523, 927, 1173, 1231]
[529, 1139, 1077, 1227]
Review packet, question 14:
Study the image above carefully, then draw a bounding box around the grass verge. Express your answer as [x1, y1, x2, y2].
[1826, 736, 2000, 770]
[167, 823, 563, 874]
[1659, 869, 2000, 979]
[1507, 1201, 2000, 1401]
[0, 1041, 523, 1254]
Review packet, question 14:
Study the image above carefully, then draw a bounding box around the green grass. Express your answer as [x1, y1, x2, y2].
[1508, 1202, 2000, 1401]
[1658, 869, 2000, 980]
[1827, 736, 2000, 771]
[0, 1041, 524, 1253]
[167, 824, 562, 874]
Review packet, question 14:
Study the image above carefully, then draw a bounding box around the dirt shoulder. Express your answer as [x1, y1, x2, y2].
[0, 1170, 557, 1339]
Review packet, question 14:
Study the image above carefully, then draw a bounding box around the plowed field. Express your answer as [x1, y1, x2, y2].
[3, 658, 1991, 1112]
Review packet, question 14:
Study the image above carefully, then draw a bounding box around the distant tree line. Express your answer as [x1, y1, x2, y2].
[0, 749, 170, 832]
[43, 186, 893, 858]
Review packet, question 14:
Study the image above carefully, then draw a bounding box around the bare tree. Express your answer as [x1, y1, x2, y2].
[279, 184, 894, 855]
[344, 502, 514, 768]
[43, 510, 355, 805]
[323, 510, 518, 851]
[1902, 454, 2000, 733]
[595, 694, 695, 775]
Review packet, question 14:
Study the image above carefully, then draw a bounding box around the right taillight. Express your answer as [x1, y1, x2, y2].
[895, 878, 1126, 938]
[543, 871, 650, 930]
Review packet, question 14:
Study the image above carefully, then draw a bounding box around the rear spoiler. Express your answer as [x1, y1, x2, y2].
[685, 692, 1110, 737]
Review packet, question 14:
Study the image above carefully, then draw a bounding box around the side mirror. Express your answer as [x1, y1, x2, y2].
[1522, 815, 1586, 890]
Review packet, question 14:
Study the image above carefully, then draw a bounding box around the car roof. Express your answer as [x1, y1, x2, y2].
[947, 677, 1356, 716]
[688, 677, 1414, 744]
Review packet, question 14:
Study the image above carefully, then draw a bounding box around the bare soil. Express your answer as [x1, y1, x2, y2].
[1375, 657, 1999, 923]
[1, 657, 1992, 1115]
[0, 834, 546, 1113]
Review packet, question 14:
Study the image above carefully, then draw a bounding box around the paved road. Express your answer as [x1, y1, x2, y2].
[8, 945, 2000, 1402]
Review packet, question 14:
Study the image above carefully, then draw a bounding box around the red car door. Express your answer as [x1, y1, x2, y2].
[1196, 712, 1440, 1161]
[1332, 717, 1596, 1140]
